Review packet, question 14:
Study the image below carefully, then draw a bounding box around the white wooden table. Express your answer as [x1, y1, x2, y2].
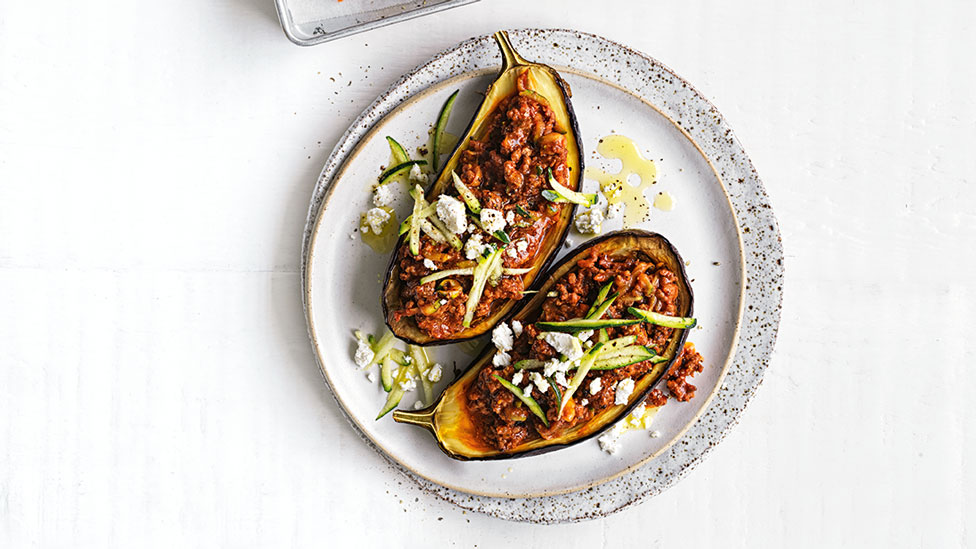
[1, 1, 973, 546]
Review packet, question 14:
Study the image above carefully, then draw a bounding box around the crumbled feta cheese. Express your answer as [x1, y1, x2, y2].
[574, 207, 604, 234]
[511, 370, 524, 386]
[598, 423, 626, 455]
[491, 322, 514, 352]
[354, 339, 374, 368]
[577, 330, 594, 343]
[580, 398, 588, 406]
[426, 363, 442, 382]
[542, 359, 561, 377]
[480, 208, 506, 233]
[614, 378, 635, 405]
[506, 210, 516, 225]
[530, 372, 549, 394]
[436, 195, 467, 234]
[373, 183, 396, 207]
[522, 384, 533, 398]
[650, 430, 661, 438]
[506, 245, 518, 258]
[543, 332, 583, 361]
[589, 377, 603, 395]
[409, 164, 428, 184]
[439, 299, 447, 305]
[467, 223, 477, 233]
[515, 239, 529, 253]
[553, 371, 569, 388]
[606, 203, 622, 220]
[628, 403, 646, 427]
[423, 258, 437, 269]
[399, 377, 417, 392]
[464, 233, 486, 259]
[413, 400, 425, 410]
[365, 207, 391, 235]
[367, 371, 377, 383]
[511, 320, 523, 337]
[492, 350, 511, 367]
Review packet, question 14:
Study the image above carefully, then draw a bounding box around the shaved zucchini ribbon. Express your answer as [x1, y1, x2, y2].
[432, 90, 459, 172]
[541, 168, 597, 207]
[492, 375, 549, 427]
[356, 329, 437, 419]
[462, 249, 504, 327]
[406, 185, 462, 254]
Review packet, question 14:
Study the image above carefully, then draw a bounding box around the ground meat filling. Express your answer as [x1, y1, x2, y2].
[466, 248, 701, 452]
[392, 71, 570, 339]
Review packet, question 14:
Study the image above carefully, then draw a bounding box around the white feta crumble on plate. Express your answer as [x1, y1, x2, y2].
[422, 258, 437, 269]
[492, 350, 511, 367]
[408, 163, 428, 184]
[399, 377, 417, 392]
[614, 378, 635, 405]
[606, 203, 622, 220]
[436, 195, 467, 234]
[365, 207, 391, 235]
[426, 363, 442, 382]
[589, 377, 603, 395]
[367, 371, 377, 383]
[354, 339, 374, 368]
[464, 233, 486, 259]
[511, 320, 523, 337]
[511, 370, 524, 386]
[598, 423, 626, 455]
[491, 322, 514, 352]
[372, 183, 396, 207]
[574, 207, 604, 234]
[480, 208, 506, 233]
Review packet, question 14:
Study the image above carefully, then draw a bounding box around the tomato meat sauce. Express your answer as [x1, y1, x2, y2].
[391, 71, 570, 339]
[465, 248, 705, 452]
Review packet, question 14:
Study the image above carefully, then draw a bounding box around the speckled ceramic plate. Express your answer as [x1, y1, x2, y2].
[302, 29, 782, 522]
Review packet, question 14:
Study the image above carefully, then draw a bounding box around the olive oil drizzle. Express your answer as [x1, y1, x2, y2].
[583, 135, 658, 227]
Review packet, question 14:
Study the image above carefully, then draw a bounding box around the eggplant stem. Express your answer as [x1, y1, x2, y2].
[494, 31, 529, 71]
[392, 408, 436, 433]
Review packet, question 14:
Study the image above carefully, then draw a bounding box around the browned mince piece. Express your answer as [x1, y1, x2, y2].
[465, 248, 697, 451]
[665, 342, 704, 402]
[394, 70, 569, 339]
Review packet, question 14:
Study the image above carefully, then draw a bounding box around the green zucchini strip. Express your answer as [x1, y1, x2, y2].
[380, 355, 397, 392]
[462, 250, 502, 327]
[466, 212, 511, 244]
[376, 364, 409, 419]
[408, 186, 425, 255]
[558, 342, 604, 416]
[591, 346, 664, 371]
[451, 171, 481, 213]
[386, 136, 409, 165]
[535, 317, 642, 333]
[598, 328, 609, 343]
[627, 307, 698, 329]
[419, 219, 447, 243]
[492, 375, 549, 427]
[585, 282, 614, 318]
[548, 377, 563, 411]
[408, 345, 433, 406]
[513, 359, 545, 370]
[542, 168, 597, 206]
[420, 266, 531, 286]
[379, 160, 427, 186]
[432, 90, 459, 172]
[586, 293, 618, 321]
[398, 204, 437, 235]
[515, 205, 533, 219]
[425, 211, 464, 250]
[603, 335, 638, 351]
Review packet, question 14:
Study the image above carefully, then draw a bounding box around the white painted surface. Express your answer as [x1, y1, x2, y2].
[0, 1, 972, 546]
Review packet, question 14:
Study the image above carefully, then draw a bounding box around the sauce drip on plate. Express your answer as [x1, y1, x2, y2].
[583, 135, 657, 227]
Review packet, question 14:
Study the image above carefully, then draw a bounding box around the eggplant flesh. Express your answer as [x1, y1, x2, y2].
[381, 31, 583, 346]
[393, 230, 695, 460]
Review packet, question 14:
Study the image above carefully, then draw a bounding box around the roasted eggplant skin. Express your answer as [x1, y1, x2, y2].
[393, 230, 695, 461]
[381, 31, 584, 346]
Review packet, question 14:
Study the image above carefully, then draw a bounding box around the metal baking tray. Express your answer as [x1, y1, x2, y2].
[275, 0, 481, 46]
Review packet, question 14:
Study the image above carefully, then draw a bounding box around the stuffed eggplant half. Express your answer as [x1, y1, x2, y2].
[382, 31, 584, 346]
[393, 230, 696, 460]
